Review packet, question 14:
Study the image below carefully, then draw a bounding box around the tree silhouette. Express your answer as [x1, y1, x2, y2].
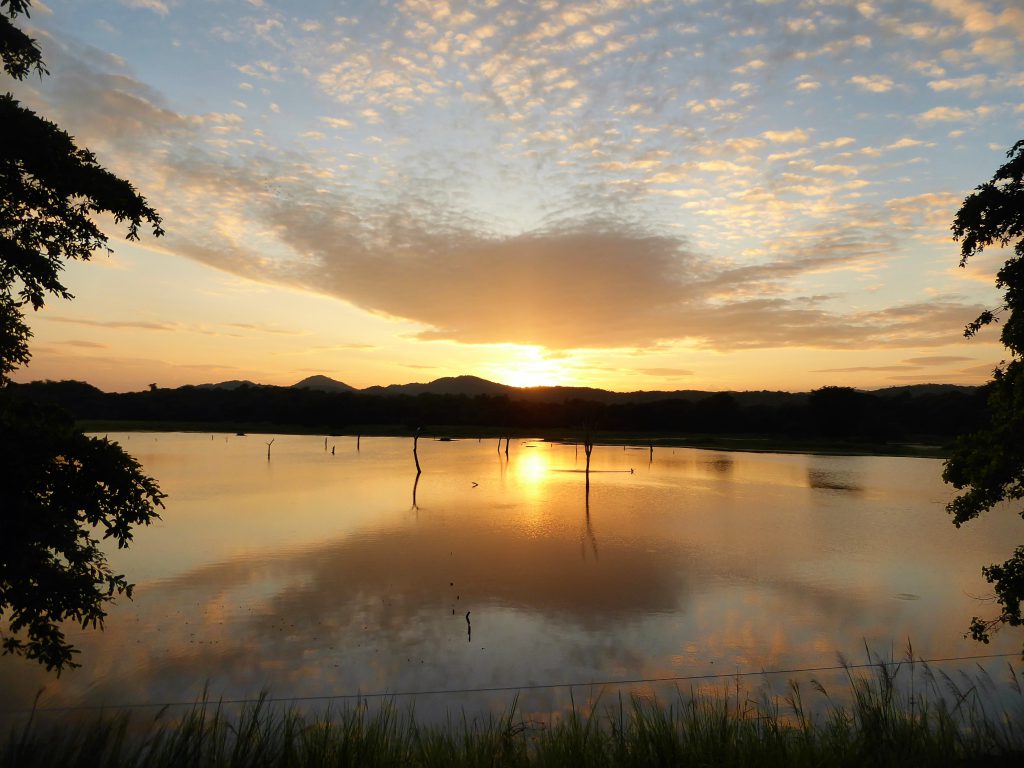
[942, 139, 1024, 644]
[1, 0, 165, 672]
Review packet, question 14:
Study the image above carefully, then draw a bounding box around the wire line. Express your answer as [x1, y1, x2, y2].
[8, 650, 1020, 716]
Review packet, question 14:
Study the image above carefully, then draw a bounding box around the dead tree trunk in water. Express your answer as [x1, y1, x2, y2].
[583, 428, 593, 493]
[413, 427, 422, 475]
[504, 436, 510, 458]
[266, 438, 274, 462]
[357, 434, 361, 451]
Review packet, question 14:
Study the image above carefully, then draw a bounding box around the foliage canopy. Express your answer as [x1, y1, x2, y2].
[0, 0, 165, 671]
[943, 139, 1024, 643]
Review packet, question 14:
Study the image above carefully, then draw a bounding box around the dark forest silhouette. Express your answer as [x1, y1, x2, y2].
[9, 378, 989, 446]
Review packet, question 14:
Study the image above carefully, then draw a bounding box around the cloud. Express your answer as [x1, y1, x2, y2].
[886, 138, 925, 150]
[167, 168, 984, 352]
[121, 0, 170, 15]
[884, 372, 985, 382]
[813, 164, 859, 176]
[813, 365, 918, 373]
[42, 315, 248, 339]
[44, 316, 179, 331]
[14, 4, 1009, 362]
[928, 0, 1024, 41]
[819, 137, 856, 149]
[886, 192, 961, 228]
[59, 340, 110, 349]
[152, 143, 978, 352]
[916, 105, 978, 122]
[958, 362, 999, 376]
[927, 74, 987, 91]
[180, 223, 704, 348]
[857, 2, 878, 19]
[902, 355, 975, 365]
[848, 74, 894, 93]
[9, 39, 189, 157]
[970, 35, 1017, 63]
[816, 355, 980, 374]
[761, 128, 810, 144]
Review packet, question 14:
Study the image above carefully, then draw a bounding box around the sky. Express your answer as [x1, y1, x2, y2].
[7, 0, 1023, 393]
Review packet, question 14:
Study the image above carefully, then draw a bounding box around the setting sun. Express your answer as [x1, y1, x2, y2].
[487, 349, 571, 388]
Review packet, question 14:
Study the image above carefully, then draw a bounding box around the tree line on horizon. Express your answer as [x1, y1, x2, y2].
[10, 378, 990, 443]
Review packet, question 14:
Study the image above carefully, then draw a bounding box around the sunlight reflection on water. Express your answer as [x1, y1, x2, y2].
[2, 433, 1021, 725]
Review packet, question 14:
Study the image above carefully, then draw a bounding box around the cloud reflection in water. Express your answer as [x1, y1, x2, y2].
[1, 435, 1019, 724]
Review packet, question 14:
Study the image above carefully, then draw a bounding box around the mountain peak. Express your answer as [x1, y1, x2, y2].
[359, 375, 511, 397]
[195, 379, 260, 390]
[291, 375, 356, 392]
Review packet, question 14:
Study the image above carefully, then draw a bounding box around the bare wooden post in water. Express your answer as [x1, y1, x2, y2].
[583, 428, 593, 492]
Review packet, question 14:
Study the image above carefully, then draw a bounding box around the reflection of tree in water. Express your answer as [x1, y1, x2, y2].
[704, 456, 734, 474]
[807, 469, 862, 493]
[9, 490, 909, 715]
[582, 485, 598, 561]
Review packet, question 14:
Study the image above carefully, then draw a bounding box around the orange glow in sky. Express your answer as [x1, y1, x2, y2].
[7, 0, 1019, 393]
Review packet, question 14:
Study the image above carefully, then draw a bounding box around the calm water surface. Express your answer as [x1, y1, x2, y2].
[2, 433, 1021, 723]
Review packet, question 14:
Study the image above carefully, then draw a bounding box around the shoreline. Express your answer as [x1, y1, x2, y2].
[78, 420, 953, 459]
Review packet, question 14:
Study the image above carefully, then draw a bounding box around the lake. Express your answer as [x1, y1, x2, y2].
[2, 432, 1021, 725]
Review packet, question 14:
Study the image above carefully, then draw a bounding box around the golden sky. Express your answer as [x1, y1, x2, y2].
[9, 0, 1023, 392]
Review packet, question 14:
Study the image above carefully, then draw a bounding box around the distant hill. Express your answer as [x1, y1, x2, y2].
[13, 374, 982, 405]
[349, 376, 814, 406]
[292, 375, 356, 392]
[362, 375, 513, 397]
[512, 386, 805, 407]
[194, 380, 261, 390]
[870, 384, 982, 398]
[352, 376, 793, 405]
[10, 377, 987, 443]
[515, 384, 624, 403]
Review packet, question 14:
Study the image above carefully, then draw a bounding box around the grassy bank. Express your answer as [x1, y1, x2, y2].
[6, 658, 1023, 767]
[77, 420, 952, 458]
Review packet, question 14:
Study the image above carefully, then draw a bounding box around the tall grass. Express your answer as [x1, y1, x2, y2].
[5, 652, 1023, 767]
